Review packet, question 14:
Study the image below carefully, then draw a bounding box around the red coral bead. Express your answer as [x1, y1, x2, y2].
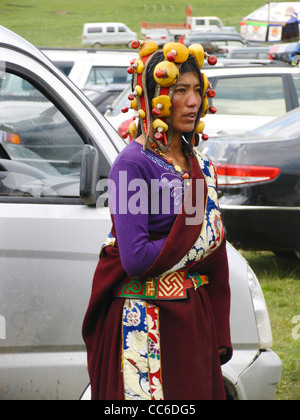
[167, 51, 176, 62]
[131, 40, 140, 49]
[207, 55, 218, 66]
[207, 89, 216, 98]
[155, 69, 166, 79]
[154, 132, 164, 142]
[152, 107, 161, 116]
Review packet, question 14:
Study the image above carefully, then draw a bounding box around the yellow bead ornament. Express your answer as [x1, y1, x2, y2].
[195, 120, 205, 134]
[201, 96, 209, 118]
[152, 118, 168, 133]
[202, 73, 209, 96]
[152, 95, 172, 117]
[188, 44, 206, 69]
[131, 97, 138, 111]
[132, 59, 145, 74]
[163, 42, 189, 63]
[154, 61, 179, 87]
[128, 121, 137, 138]
[135, 85, 143, 96]
[139, 40, 159, 58]
[138, 109, 146, 119]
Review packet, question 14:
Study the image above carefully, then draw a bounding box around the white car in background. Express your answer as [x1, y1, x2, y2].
[82, 22, 137, 48]
[0, 25, 281, 400]
[42, 48, 136, 90]
[144, 28, 173, 46]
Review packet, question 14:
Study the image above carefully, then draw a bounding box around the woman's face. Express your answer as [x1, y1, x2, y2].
[170, 71, 202, 138]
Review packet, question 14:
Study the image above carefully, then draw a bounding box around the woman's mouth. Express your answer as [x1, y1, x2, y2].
[183, 113, 197, 122]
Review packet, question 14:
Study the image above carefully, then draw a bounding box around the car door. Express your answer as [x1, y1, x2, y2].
[106, 25, 116, 45]
[0, 47, 119, 399]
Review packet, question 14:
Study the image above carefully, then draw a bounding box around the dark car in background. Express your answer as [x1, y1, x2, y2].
[184, 31, 251, 57]
[83, 85, 125, 115]
[227, 46, 270, 60]
[198, 108, 300, 258]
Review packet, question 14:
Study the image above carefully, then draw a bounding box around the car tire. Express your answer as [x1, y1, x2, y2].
[93, 42, 102, 49]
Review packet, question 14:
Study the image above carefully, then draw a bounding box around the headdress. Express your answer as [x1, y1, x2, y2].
[121, 40, 217, 153]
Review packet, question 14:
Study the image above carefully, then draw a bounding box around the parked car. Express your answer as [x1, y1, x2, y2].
[227, 46, 270, 60]
[42, 48, 137, 89]
[105, 61, 300, 138]
[82, 22, 137, 48]
[144, 28, 173, 46]
[198, 108, 300, 258]
[269, 41, 300, 64]
[0, 25, 281, 400]
[184, 31, 251, 56]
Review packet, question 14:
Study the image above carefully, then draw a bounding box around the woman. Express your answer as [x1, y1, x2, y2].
[82, 41, 232, 400]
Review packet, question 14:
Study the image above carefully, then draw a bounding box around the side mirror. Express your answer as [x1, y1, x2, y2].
[80, 145, 99, 205]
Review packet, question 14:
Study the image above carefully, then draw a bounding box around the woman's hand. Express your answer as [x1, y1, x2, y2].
[219, 347, 227, 356]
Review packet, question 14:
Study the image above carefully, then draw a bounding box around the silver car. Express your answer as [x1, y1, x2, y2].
[0, 25, 281, 400]
[144, 29, 173, 46]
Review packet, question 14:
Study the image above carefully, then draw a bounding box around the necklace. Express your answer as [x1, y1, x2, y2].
[154, 147, 190, 179]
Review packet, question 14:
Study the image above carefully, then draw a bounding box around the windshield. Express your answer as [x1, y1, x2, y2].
[86, 66, 131, 86]
[0, 70, 85, 198]
[252, 109, 300, 138]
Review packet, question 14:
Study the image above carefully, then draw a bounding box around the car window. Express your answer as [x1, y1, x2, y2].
[210, 20, 222, 28]
[212, 76, 286, 116]
[53, 61, 74, 76]
[86, 66, 131, 85]
[106, 86, 130, 116]
[88, 27, 102, 33]
[0, 70, 85, 199]
[292, 74, 300, 106]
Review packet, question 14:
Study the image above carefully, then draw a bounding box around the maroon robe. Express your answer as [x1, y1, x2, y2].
[82, 153, 232, 400]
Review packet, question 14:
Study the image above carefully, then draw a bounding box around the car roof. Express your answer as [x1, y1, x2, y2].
[84, 22, 129, 26]
[202, 58, 294, 70]
[230, 46, 270, 52]
[42, 48, 138, 66]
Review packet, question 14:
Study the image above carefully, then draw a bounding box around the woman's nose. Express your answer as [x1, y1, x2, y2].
[186, 90, 201, 107]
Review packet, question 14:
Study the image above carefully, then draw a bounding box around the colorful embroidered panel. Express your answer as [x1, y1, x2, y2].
[115, 270, 188, 300]
[114, 271, 209, 300]
[122, 299, 163, 400]
[166, 150, 225, 274]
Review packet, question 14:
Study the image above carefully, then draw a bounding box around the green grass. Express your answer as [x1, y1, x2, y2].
[1, 0, 300, 400]
[242, 251, 300, 400]
[1, 0, 270, 47]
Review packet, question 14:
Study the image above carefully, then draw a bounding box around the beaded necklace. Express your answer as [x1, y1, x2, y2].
[154, 148, 190, 179]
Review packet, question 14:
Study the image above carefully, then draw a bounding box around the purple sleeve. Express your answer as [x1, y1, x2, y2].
[109, 159, 167, 278]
